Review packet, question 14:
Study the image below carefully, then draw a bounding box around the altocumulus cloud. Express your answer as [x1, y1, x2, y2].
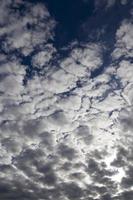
[0, 0, 133, 200]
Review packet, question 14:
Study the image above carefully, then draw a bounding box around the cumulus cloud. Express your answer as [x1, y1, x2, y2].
[31, 44, 56, 69]
[71, 43, 103, 71]
[112, 19, 133, 59]
[0, 0, 56, 55]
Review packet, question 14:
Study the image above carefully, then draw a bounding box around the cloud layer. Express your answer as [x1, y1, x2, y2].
[0, 0, 133, 199]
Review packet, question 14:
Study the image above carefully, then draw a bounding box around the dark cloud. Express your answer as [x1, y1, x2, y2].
[75, 125, 93, 145]
[61, 182, 84, 200]
[120, 190, 133, 200]
[121, 165, 133, 188]
[57, 143, 77, 160]
[101, 193, 112, 200]
[111, 146, 128, 167]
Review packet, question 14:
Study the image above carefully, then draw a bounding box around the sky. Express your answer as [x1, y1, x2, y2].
[0, 0, 133, 199]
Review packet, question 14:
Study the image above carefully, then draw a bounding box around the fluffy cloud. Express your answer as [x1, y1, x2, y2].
[112, 20, 133, 59]
[0, 0, 56, 56]
[0, 0, 133, 199]
[31, 44, 56, 69]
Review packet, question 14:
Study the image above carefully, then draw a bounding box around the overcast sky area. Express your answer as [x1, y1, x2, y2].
[0, 0, 133, 199]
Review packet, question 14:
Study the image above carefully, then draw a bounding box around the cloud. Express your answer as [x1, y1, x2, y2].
[0, 0, 133, 199]
[119, 107, 133, 133]
[31, 44, 56, 69]
[0, 0, 56, 55]
[61, 182, 84, 200]
[70, 43, 103, 71]
[95, 0, 116, 9]
[112, 19, 133, 59]
[94, 0, 128, 10]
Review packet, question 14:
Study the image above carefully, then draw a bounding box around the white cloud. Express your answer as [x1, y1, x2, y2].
[122, 83, 133, 105]
[71, 43, 103, 72]
[57, 94, 81, 111]
[42, 68, 77, 94]
[0, 0, 56, 55]
[0, 0, 133, 199]
[112, 20, 133, 59]
[60, 57, 88, 78]
[31, 44, 56, 68]
[117, 60, 133, 85]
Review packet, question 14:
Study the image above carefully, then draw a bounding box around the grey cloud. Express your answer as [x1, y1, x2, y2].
[75, 125, 93, 145]
[39, 172, 57, 186]
[49, 110, 68, 126]
[121, 176, 133, 189]
[57, 144, 77, 161]
[61, 182, 84, 200]
[39, 132, 54, 150]
[85, 158, 118, 197]
[101, 193, 112, 200]
[120, 190, 133, 200]
[60, 161, 73, 171]
[87, 158, 115, 177]
[119, 107, 133, 132]
[111, 146, 128, 167]
[86, 158, 99, 174]
[121, 165, 133, 188]
[69, 172, 85, 180]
